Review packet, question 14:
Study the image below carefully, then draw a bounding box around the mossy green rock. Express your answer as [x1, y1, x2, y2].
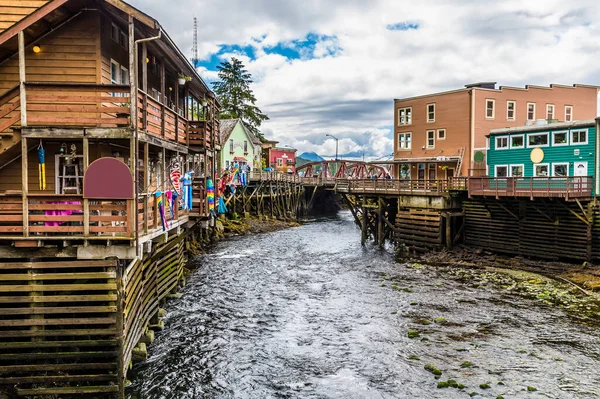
[527, 386, 537, 392]
[480, 383, 491, 389]
[437, 381, 449, 388]
[460, 361, 473, 368]
[424, 363, 442, 376]
[407, 330, 420, 339]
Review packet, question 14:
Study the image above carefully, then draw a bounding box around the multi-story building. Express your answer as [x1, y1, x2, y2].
[0, 0, 220, 396]
[393, 82, 599, 179]
[262, 140, 297, 173]
[219, 119, 262, 171]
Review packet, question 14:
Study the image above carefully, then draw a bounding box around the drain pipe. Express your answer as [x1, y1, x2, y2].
[130, 17, 163, 258]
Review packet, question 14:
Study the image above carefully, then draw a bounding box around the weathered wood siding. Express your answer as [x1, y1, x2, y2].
[464, 198, 596, 261]
[0, 259, 122, 397]
[0, 0, 50, 34]
[0, 12, 100, 96]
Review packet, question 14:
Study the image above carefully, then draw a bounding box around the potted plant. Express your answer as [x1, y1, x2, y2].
[178, 74, 192, 85]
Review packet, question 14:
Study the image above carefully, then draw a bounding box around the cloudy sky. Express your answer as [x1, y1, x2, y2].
[129, 0, 600, 160]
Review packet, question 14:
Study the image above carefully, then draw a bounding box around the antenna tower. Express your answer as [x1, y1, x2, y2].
[192, 17, 200, 68]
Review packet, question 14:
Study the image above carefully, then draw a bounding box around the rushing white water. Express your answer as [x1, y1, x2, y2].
[128, 211, 600, 399]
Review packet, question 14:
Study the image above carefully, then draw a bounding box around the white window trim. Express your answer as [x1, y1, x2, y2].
[527, 102, 536, 120]
[495, 165, 508, 178]
[426, 130, 435, 149]
[565, 105, 573, 122]
[552, 162, 569, 177]
[485, 99, 495, 119]
[509, 164, 524, 177]
[437, 128, 446, 140]
[397, 107, 412, 126]
[526, 132, 549, 148]
[426, 103, 435, 123]
[570, 128, 588, 146]
[495, 135, 509, 150]
[546, 104, 555, 120]
[506, 100, 516, 121]
[533, 163, 549, 177]
[552, 130, 569, 146]
[120, 65, 129, 84]
[110, 59, 120, 84]
[398, 132, 412, 150]
[510, 134, 524, 149]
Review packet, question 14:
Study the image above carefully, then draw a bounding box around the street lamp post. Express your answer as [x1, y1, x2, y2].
[325, 134, 338, 161]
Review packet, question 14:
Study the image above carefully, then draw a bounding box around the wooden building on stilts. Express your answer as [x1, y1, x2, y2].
[0, 1, 220, 397]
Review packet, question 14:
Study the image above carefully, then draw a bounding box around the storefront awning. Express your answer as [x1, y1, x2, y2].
[233, 156, 248, 162]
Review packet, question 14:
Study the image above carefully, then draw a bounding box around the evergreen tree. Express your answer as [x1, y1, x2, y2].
[212, 57, 269, 140]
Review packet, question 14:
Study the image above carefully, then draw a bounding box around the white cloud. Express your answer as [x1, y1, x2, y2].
[129, 0, 600, 157]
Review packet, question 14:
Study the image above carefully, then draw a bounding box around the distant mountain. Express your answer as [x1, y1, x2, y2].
[297, 152, 325, 162]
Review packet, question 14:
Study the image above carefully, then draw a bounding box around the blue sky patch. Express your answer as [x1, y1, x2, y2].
[386, 21, 420, 31]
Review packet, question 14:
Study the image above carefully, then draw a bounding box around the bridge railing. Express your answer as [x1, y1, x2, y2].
[337, 178, 468, 194]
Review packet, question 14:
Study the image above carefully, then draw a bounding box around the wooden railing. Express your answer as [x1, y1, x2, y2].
[25, 83, 130, 127]
[188, 120, 212, 149]
[137, 90, 188, 144]
[336, 178, 468, 194]
[0, 85, 20, 137]
[468, 176, 593, 200]
[0, 192, 190, 240]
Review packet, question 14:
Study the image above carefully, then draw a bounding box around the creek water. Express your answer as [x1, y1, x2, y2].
[128, 211, 600, 399]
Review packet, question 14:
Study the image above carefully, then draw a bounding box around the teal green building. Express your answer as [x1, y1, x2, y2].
[486, 120, 598, 194]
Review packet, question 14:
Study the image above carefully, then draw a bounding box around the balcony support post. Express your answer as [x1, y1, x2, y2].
[83, 136, 89, 236]
[144, 142, 149, 234]
[21, 137, 28, 237]
[18, 31, 27, 127]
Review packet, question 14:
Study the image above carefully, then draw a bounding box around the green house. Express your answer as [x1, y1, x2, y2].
[486, 119, 599, 196]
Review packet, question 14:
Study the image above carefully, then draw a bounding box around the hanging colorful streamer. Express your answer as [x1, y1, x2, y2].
[37, 141, 46, 190]
[182, 172, 192, 210]
[156, 191, 166, 231]
[206, 178, 215, 216]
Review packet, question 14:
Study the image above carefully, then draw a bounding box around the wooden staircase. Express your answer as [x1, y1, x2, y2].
[0, 85, 22, 159]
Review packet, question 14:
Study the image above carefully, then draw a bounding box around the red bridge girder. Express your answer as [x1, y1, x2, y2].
[295, 160, 389, 179]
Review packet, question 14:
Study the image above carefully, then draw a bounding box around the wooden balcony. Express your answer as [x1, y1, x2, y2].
[468, 176, 593, 200]
[137, 90, 188, 145]
[0, 193, 188, 242]
[25, 82, 131, 128]
[0, 83, 216, 150]
[188, 120, 213, 149]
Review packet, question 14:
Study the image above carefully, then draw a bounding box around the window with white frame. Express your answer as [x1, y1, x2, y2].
[120, 66, 129, 85]
[437, 129, 446, 140]
[565, 105, 573, 122]
[229, 139, 234, 153]
[277, 158, 283, 167]
[398, 107, 412, 125]
[534, 163, 549, 177]
[510, 164, 524, 177]
[552, 163, 568, 177]
[511, 135, 524, 149]
[546, 104, 555, 120]
[552, 131, 568, 146]
[225, 160, 230, 169]
[398, 132, 412, 150]
[427, 103, 435, 123]
[486, 99, 495, 119]
[110, 60, 119, 85]
[507, 100, 516, 120]
[495, 165, 508, 177]
[527, 133, 548, 147]
[243, 140, 248, 153]
[571, 129, 588, 145]
[426, 130, 435, 149]
[527, 102, 536, 120]
[495, 136, 508, 149]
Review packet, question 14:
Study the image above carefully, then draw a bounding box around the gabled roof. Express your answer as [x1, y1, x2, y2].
[219, 118, 262, 148]
[219, 119, 239, 144]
